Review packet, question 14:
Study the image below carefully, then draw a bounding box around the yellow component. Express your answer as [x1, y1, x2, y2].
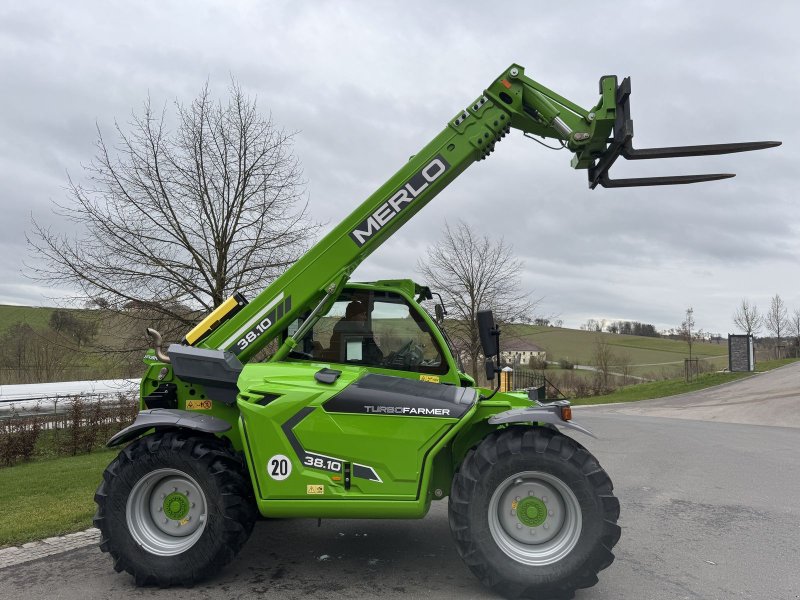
[185, 296, 241, 345]
[419, 374, 440, 383]
[187, 400, 212, 410]
[511, 499, 519, 510]
[307, 485, 325, 495]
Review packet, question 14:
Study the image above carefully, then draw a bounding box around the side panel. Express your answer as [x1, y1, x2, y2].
[237, 363, 461, 503]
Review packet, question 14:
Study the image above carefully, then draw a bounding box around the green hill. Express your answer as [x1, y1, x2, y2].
[503, 324, 728, 378]
[0, 305, 59, 334]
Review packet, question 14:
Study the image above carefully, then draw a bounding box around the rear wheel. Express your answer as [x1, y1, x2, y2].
[449, 427, 620, 599]
[94, 432, 256, 585]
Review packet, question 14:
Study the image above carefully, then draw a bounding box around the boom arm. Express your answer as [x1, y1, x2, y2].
[183, 64, 778, 363]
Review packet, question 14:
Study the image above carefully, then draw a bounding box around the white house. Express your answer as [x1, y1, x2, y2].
[500, 340, 546, 367]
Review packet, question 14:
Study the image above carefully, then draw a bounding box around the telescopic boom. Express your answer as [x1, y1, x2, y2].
[177, 64, 779, 364]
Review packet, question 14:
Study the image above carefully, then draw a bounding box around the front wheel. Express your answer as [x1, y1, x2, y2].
[449, 427, 620, 599]
[94, 432, 257, 586]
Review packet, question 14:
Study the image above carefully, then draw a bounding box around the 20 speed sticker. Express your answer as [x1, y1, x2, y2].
[267, 454, 292, 480]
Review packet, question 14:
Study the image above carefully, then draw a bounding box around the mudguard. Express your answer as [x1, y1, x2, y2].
[487, 405, 596, 438]
[107, 408, 232, 447]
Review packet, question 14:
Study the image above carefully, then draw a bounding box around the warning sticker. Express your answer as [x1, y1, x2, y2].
[186, 400, 212, 410]
[419, 375, 440, 383]
[307, 485, 325, 495]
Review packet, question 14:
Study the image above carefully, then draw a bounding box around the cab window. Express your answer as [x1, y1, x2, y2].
[287, 290, 448, 375]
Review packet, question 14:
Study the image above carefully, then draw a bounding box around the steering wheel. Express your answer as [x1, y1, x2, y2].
[385, 339, 425, 368]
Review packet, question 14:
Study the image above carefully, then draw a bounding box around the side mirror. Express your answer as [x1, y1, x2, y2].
[477, 310, 498, 357]
[477, 309, 500, 381]
[434, 304, 444, 323]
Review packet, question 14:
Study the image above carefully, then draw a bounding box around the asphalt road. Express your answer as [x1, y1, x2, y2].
[2, 366, 799, 600]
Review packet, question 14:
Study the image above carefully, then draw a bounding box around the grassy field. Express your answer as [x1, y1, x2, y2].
[0, 448, 117, 547]
[0, 304, 58, 334]
[504, 324, 729, 378]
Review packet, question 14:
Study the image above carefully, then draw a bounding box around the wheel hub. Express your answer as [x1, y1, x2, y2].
[163, 492, 190, 521]
[516, 496, 547, 527]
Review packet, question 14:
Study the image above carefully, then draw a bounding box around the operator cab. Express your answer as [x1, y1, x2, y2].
[282, 280, 464, 384]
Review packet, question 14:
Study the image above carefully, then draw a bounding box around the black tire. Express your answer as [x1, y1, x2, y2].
[449, 427, 620, 600]
[94, 431, 257, 586]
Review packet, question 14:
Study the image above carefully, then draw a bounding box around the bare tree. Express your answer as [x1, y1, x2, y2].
[764, 294, 789, 358]
[616, 351, 632, 385]
[791, 308, 800, 358]
[29, 80, 318, 344]
[679, 307, 695, 361]
[417, 221, 536, 381]
[732, 298, 762, 336]
[592, 335, 616, 392]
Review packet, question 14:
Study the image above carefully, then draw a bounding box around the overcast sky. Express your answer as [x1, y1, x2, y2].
[0, 1, 797, 334]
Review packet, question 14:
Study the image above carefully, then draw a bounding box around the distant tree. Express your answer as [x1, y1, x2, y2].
[0, 323, 77, 384]
[765, 294, 789, 358]
[679, 307, 695, 361]
[48, 310, 97, 347]
[732, 298, 762, 336]
[49, 310, 72, 333]
[417, 221, 536, 381]
[29, 79, 318, 344]
[553, 319, 563, 328]
[0, 323, 35, 375]
[534, 318, 550, 327]
[582, 318, 602, 332]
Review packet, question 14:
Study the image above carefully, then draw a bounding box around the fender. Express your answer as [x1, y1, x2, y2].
[107, 408, 232, 447]
[487, 405, 596, 438]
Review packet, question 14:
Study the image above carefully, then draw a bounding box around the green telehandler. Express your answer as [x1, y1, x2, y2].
[94, 64, 779, 599]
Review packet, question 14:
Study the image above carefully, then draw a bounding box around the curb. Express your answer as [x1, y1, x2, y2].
[0, 528, 99, 569]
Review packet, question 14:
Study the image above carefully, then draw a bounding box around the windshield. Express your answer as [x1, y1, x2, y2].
[285, 289, 448, 375]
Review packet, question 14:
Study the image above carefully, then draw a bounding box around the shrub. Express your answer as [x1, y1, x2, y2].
[0, 404, 42, 466]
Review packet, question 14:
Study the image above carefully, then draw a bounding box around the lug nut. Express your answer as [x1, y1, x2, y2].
[516, 523, 522, 530]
